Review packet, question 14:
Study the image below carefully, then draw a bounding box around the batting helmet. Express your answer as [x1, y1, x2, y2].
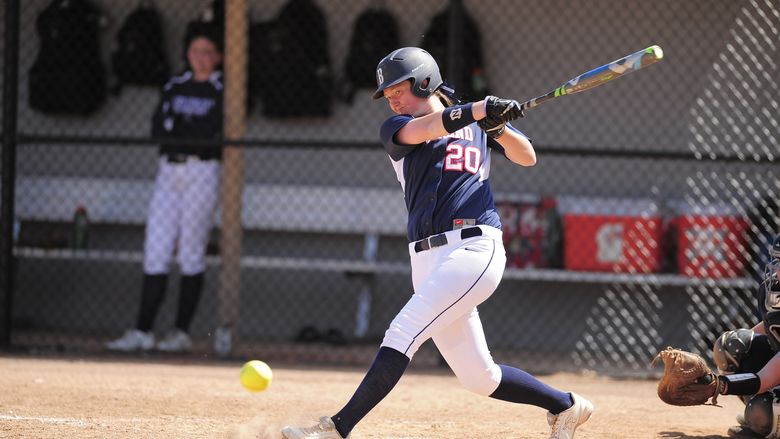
[372, 47, 443, 100]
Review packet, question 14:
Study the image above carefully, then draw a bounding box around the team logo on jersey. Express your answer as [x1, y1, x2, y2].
[450, 108, 462, 120]
[377, 68, 384, 85]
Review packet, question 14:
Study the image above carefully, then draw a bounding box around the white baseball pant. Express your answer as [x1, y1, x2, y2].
[382, 225, 507, 396]
[143, 156, 220, 276]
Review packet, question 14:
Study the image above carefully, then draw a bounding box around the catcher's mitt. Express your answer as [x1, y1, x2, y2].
[654, 347, 721, 406]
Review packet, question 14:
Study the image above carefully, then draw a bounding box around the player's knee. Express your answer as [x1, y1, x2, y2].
[381, 326, 418, 359]
[178, 256, 206, 276]
[743, 392, 778, 437]
[143, 259, 170, 275]
[712, 328, 755, 374]
[455, 363, 501, 396]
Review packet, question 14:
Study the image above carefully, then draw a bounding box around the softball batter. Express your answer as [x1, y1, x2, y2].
[282, 47, 593, 439]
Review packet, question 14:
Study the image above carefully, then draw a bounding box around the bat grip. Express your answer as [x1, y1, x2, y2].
[520, 90, 556, 112]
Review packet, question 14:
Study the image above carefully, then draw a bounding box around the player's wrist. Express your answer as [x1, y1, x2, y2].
[441, 103, 475, 133]
[472, 101, 487, 120]
[718, 373, 761, 395]
[485, 124, 506, 140]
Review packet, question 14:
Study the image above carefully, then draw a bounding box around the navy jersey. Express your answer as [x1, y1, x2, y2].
[380, 114, 530, 242]
[152, 70, 224, 160]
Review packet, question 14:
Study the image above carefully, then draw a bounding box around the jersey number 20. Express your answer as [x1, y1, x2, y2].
[444, 144, 481, 174]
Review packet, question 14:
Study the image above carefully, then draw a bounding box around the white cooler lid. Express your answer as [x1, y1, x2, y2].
[667, 199, 745, 217]
[557, 196, 660, 217]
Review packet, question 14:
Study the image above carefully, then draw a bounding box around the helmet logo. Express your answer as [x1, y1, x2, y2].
[450, 108, 462, 121]
[377, 68, 384, 85]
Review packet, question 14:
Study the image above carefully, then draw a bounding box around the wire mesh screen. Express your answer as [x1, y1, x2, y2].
[2, 0, 778, 375]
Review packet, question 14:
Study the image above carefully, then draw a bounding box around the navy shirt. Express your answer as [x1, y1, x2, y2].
[380, 114, 530, 242]
[151, 70, 224, 160]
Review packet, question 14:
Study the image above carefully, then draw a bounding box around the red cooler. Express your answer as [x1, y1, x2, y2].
[673, 202, 749, 278]
[559, 197, 663, 273]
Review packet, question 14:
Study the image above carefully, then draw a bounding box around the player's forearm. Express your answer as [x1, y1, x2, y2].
[757, 353, 780, 393]
[471, 100, 487, 120]
[499, 131, 536, 166]
[396, 102, 487, 145]
[753, 321, 766, 334]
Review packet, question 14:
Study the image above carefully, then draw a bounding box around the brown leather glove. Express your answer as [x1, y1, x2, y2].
[654, 347, 721, 406]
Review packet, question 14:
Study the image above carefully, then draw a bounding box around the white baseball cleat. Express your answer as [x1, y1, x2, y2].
[105, 329, 154, 352]
[547, 392, 594, 439]
[156, 329, 193, 352]
[281, 416, 348, 439]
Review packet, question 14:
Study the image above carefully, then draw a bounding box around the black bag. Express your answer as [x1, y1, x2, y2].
[250, 0, 333, 117]
[110, 2, 169, 92]
[342, 7, 400, 102]
[420, 6, 489, 101]
[29, 0, 107, 115]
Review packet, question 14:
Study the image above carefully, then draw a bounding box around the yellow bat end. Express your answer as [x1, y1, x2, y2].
[647, 45, 664, 60]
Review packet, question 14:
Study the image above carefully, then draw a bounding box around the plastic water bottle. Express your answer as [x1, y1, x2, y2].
[214, 325, 232, 357]
[13, 218, 21, 243]
[71, 205, 89, 250]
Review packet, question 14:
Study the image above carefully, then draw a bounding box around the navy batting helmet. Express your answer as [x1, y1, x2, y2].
[372, 47, 443, 100]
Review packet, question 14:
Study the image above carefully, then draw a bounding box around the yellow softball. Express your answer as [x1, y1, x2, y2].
[240, 360, 273, 392]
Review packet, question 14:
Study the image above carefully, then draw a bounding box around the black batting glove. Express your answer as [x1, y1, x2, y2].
[485, 96, 524, 122]
[478, 114, 506, 139]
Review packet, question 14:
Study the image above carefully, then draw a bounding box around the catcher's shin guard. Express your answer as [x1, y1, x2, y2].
[740, 392, 780, 438]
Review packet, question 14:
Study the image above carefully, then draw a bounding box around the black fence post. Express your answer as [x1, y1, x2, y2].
[1, 0, 20, 348]
[447, 0, 463, 92]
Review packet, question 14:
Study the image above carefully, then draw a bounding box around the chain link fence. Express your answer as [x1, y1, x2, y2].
[1, 0, 778, 375]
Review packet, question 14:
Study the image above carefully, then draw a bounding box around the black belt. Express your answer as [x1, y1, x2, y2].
[164, 153, 218, 163]
[414, 227, 482, 253]
[165, 153, 195, 163]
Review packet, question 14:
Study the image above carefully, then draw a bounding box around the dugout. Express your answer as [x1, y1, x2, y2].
[1, 0, 778, 375]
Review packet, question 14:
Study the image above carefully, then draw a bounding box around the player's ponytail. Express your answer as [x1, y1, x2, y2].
[435, 82, 462, 107]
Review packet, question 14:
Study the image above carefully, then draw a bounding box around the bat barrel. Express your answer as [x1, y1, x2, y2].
[518, 45, 663, 113]
[563, 45, 664, 95]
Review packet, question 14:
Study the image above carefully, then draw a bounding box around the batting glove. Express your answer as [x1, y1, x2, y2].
[485, 96, 524, 122]
[478, 115, 506, 139]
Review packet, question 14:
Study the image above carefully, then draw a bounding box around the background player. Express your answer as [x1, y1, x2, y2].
[106, 22, 224, 353]
[281, 47, 593, 439]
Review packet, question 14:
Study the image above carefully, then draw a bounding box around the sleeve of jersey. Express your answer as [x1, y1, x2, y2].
[150, 87, 173, 138]
[487, 123, 532, 160]
[208, 88, 224, 138]
[380, 115, 418, 161]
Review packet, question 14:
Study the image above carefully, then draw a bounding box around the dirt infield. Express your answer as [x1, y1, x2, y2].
[0, 355, 744, 438]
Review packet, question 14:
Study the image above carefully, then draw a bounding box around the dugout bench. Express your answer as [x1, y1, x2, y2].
[13, 176, 755, 297]
[10, 175, 758, 366]
[12, 176, 414, 340]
